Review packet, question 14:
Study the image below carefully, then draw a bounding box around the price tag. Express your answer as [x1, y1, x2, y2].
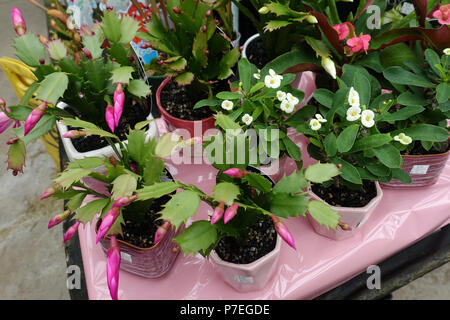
[400, 2, 415, 15]
[410, 165, 429, 175]
[234, 275, 253, 283]
[121, 252, 132, 264]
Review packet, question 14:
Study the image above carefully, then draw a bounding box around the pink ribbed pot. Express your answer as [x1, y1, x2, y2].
[307, 182, 383, 241]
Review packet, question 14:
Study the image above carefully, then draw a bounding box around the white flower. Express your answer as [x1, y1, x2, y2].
[348, 87, 360, 108]
[321, 57, 336, 79]
[276, 90, 286, 102]
[253, 73, 261, 80]
[346, 106, 361, 121]
[221, 100, 233, 111]
[264, 69, 283, 89]
[286, 93, 300, 106]
[242, 113, 253, 125]
[309, 119, 321, 131]
[315, 114, 327, 123]
[444, 48, 450, 56]
[361, 109, 375, 128]
[280, 100, 294, 113]
[394, 133, 412, 145]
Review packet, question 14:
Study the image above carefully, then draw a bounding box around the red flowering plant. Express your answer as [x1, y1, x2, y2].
[259, 0, 450, 83]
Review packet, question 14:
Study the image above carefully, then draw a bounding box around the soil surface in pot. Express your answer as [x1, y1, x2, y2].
[405, 141, 450, 155]
[159, 80, 225, 121]
[66, 99, 150, 153]
[311, 180, 377, 208]
[215, 218, 277, 264]
[117, 195, 171, 248]
[246, 36, 269, 70]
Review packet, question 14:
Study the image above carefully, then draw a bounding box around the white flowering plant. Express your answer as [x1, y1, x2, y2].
[194, 57, 311, 166]
[294, 65, 409, 187]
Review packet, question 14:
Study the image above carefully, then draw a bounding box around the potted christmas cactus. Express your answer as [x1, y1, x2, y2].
[137, 0, 241, 136]
[294, 65, 406, 240]
[41, 117, 201, 299]
[3, 8, 155, 170]
[379, 47, 450, 188]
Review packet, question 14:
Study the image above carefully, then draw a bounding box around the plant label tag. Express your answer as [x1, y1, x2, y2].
[121, 252, 132, 264]
[400, 2, 415, 15]
[234, 275, 253, 283]
[410, 165, 429, 175]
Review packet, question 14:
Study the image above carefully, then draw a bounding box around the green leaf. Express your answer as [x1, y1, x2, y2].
[13, 34, 46, 67]
[218, 48, 240, 80]
[127, 79, 151, 98]
[6, 105, 32, 121]
[47, 40, 67, 61]
[213, 182, 240, 206]
[35, 72, 69, 105]
[66, 157, 104, 169]
[7, 139, 26, 173]
[245, 173, 272, 193]
[136, 182, 178, 201]
[249, 82, 265, 94]
[214, 113, 241, 131]
[111, 174, 137, 200]
[75, 198, 109, 224]
[313, 89, 334, 108]
[264, 20, 292, 32]
[17, 114, 56, 145]
[400, 124, 449, 142]
[126, 129, 150, 164]
[324, 132, 337, 157]
[350, 134, 392, 153]
[270, 193, 309, 218]
[391, 168, 412, 184]
[383, 66, 434, 88]
[160, 190, 201, 229]
[373, 144, 403, 168]
[238, 58, 258, 92]
[119, 15, 141, 44]
[101, 10, 122, 43]
[352, 73, 371, 108]
[82, 35, 103, 60]
[81, 59, 106, 92]
[424, 49, 442, 77]
[282, 136, 302, 161]
[397, 91, 427, 107]
[55, 168, 92, 188]
[155, 132, 182, 158]
[192, 29, 208, 68]
[174, 72, 194, 86]
[174, 221, 217, 256]
[381, 106, 425, 121]
[143, 156, 165, 185]
[366, 163, 390, 177]
[273, 171, 307, 194]
[307, 200, 340, 231]
[193, 98, 220, 109]
[336, 124, 360, 153]
[216, 91, 243, 100]
[305, 162, 340, 183]
[110, 66, 134, 85]
[333, 159, 362, 185]
[436, 83, 450, 104]
[67, 193, 87, 212]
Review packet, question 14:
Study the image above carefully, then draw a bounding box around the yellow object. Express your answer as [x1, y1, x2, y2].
[0, 57, 61, 170]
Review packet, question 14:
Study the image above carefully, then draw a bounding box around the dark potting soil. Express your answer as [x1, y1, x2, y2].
[311, 180, 377, 208]
[246, 36, 269, 70]
[215, 217, 277, 264]
[160, 80, 213, 121]
[406, 141, 450, 155]
[117, 195, 171, 248]
[66, 99, 150, 153]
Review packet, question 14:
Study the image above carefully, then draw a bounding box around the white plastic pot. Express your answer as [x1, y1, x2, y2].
[241, 33, 260, 60]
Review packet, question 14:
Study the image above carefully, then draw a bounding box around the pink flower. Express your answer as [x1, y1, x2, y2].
[223, 203, 239, 224]
[210, 202, 225, 225]
[271, 215, 296, 250]
[62, 130, 86, 139]
[48, 209, 70, 229]
[0, 111, 14, 134]
[112, 195, 138, 209]
[433, 4, 450, 25]
[154, 221, 171, 244]
[105, 103, 115, 132]
[63, 221, 80, 242]
[24, 101, 47, 136]
[223, 168, 249, 179]
[346, 33, 371, 54]
[106, 236, 121, 300]
[113, 83, 125, 127]
[11, 7, 26, 36]
[333, 22, 353, 40]
[96, 207, 120, 243]
[40, 185, 61, 200]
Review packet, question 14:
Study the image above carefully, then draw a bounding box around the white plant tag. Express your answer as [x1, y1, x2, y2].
[234, 275, 253, 283]
[121, 252, 132, 264]
[410, 165, 429, 175]
[400, 2, 415, 15]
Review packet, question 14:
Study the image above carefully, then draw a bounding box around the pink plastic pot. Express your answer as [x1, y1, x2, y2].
[97, 221, 184, 278]
[380, 147, 450, 189]
[209, 234, 281, 292]
[156, 77, 216, 137]
[307, 182, 384, 241]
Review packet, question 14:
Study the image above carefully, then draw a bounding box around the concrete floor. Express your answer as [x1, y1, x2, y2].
[0, 0, 447, 300]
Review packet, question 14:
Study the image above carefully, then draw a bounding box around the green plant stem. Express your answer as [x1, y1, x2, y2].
[327, 0, 341, 26]
[105, 137, 123, 162]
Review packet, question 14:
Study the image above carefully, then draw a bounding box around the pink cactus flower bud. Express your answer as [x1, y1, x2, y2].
[96, 207, 120, 244]
[204, 50, 209, 55]
[6, 137, 19, 145]
[83, 48, 92, 60]
[223, 203, 239, 224]
[39, 58, 45, 65]
[64, 221, 80, 242]
[140, 42, 151, 49]
[112, 195, 138, 209]
[271, 215, 296, 250]
[338, 222, 352, 231]
[154, 221, 171, 244]
[39, 34, 49, 45]
[11, 7, 26, 36]
[0, 112, 14, 134]
[113, 83, 125, 127]
[0, 98, 6, 112]
[202, 25, 207, 32]
[206, 10, 212, 17]
[211, 202, 225, 225]
[172, 7, 181, 14]
[109, 156, 117, 167]
[223, 168, 249, 179]
[48, 209, 70, 229]
[105, 104, 115, 132]
[13, 120, 21, 128]
[24, 101, 47, 136]
[129, 163, 138, 174]
[40, 184, 61, 200]
[62, 130, 86, 139]
[106, 236, 120, 300]
[239, 45, 244, 52]
[129, 56, 134, 62]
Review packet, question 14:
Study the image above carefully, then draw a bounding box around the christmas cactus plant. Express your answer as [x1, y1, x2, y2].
[381, 47, 450, 154]
[3, 8, 150, 174]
